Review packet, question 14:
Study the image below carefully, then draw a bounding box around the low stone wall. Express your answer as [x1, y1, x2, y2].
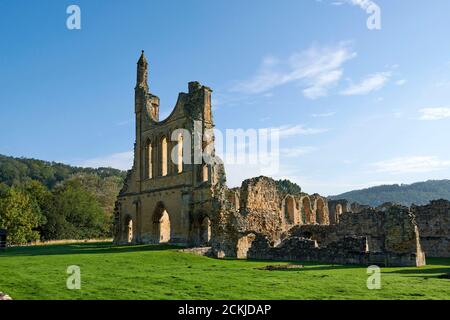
[247, 233, 423, 267]
[245, 206, 425, 267]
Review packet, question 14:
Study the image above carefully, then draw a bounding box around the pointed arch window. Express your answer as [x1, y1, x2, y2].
[177, 134, 183, 173]
[161, 136, 168, 176]
[146, 140, 153, 179]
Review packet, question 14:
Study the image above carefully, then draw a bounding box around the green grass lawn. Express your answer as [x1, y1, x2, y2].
[0, 242, 449, 300]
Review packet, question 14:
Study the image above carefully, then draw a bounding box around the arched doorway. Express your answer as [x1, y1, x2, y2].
[316, 198, 328, 225]
[227, 191, 240, 210]
[333, 203, 343, 224]
[284, 196, 298, 224]
[302, 197, 314, 224]
[124, 216, 133, 243]
[153, 202, 171, 243]
[199, 217, 211, 245]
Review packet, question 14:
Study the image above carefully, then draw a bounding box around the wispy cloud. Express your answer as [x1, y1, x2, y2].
[340, 71, 391, 96]
[231, 42, 356, 99]
[311, 111, 336, 118]
[419, 108, 450, 120]
[273, 124, 330, 138]
[332, 0, 378, 10]
[280, 146, 317, 157]
[395, 79, 407, 86]
[79, 151, 133, 170]
[373, 156, 450, 174]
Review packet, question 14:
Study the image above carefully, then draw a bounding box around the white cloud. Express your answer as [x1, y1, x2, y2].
[274, 124, 330, 138]
[343, 0, 377, 10]
[303, 69, 343, 99]
[340, 72, 391, 96]
[373, 156, 450, 174]
[395, 79, 407, 86]
[231, 42, 356, 99]
[79, 151, 133, 170]
[419, 108, 450, 120]
[311, 111, 336, 118]
[280, 146, 317, 158]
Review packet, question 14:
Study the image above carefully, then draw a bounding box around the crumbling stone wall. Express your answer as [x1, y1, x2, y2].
[239, 176, 281, 214]
[350, 202, 371, 213]
[211, 176, 333, 258]
[412, 200, 450, 258]
[333, 199, 450, 258]
[246, 206, 425, 267]
[328, 199, 349, 225]
[248, 234, 377, 266]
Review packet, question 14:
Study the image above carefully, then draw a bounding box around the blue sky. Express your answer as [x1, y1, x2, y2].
[1, 0, 450, 195]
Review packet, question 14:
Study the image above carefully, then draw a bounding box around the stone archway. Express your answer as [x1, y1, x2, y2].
[227, 191, 240, 210]
[153, 202, 171, 243]
[302, 197, 314, 224]
[199, 216, 211, 245]
[336, 204, 343, 215]
[124, 216, 133, 243]
[316, 198, 328, 225]
[284, 195, 299, 224]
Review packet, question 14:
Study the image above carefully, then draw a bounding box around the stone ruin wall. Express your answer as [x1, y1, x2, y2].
[412, 200, 450, 258]
[115, 56, 448, 266]
[328, 199, 450, 258]
[211, 176, 330, 258]
[245, 206, 425, 267]
[211, 176, 428, 267]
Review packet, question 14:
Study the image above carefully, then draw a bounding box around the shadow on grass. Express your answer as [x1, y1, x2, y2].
[384, 267, 450, 276]
[0, 242, 183, 257]
[230, 257, 450, 273]
[229, 258, 361, 272]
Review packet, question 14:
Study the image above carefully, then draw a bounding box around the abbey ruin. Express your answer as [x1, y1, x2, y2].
[113, 53, 450, 267]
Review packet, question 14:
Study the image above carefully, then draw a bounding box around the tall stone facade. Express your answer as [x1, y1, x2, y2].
[113, 52, 225, 246]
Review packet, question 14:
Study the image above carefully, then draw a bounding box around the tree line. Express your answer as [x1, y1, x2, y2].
[0, 155, 126, 245]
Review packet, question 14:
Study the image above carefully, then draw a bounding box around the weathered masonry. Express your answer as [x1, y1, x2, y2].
[412, 200, 450, 258]
[211, 176, 426, 267]
[113, 54, 437, 267]
[114, 52, 225, 246]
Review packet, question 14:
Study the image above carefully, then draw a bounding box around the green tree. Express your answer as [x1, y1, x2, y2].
[19, 180, 52, 239]
[0, 188, 43, 244]
[50, 182, 110, 239]
[0, 182, 9, 196]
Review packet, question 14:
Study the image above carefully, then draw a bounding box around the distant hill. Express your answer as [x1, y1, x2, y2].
[329, 180, 450, 207]
[0, 154, 126, 188]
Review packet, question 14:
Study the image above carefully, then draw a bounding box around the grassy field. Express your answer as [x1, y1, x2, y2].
[0, 242, 449, 300]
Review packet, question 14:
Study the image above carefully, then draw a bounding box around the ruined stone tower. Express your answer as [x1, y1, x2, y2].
[113, 52, 225, 246]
